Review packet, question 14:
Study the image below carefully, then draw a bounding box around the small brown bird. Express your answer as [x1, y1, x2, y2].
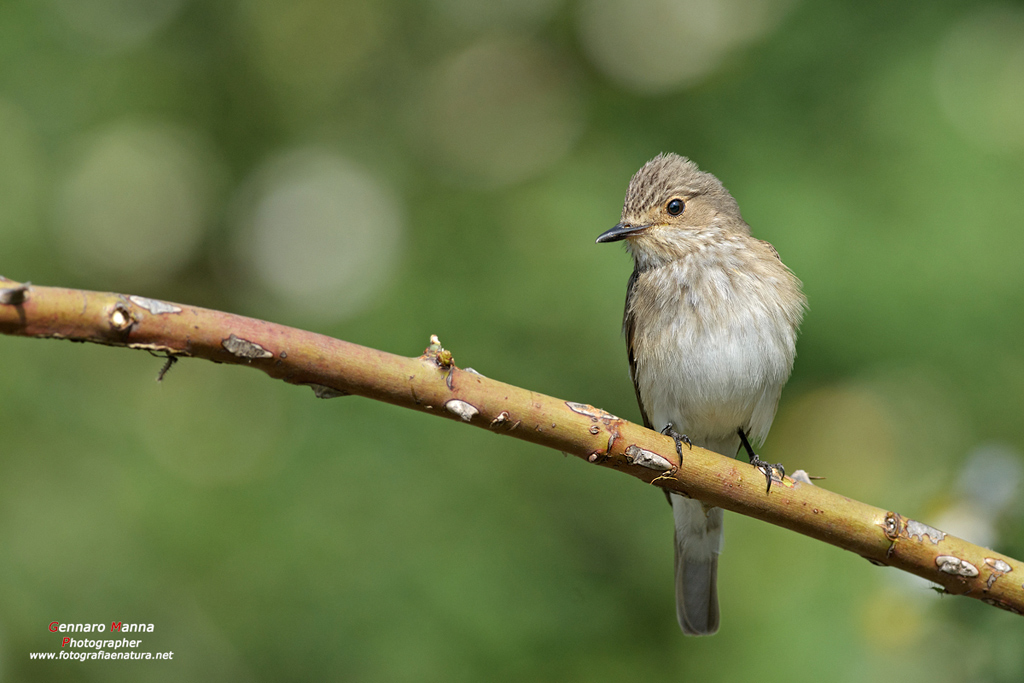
[597, 154, 805, 635]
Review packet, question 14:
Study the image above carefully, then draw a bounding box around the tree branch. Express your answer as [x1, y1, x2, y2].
[1, 277, 1021, 616]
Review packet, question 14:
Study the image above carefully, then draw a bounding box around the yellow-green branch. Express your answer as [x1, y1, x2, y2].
[1, 277, 1021, 616]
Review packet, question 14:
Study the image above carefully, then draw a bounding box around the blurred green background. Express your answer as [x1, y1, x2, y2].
[2, 0, 1024, 680]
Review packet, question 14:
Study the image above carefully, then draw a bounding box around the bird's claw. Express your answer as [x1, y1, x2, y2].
[737, 427, 784, 494]
[660, 423, 692, 459]
[749, 455, 784, 494]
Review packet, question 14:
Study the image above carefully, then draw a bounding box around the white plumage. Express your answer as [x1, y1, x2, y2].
[598, 154, 805, 635]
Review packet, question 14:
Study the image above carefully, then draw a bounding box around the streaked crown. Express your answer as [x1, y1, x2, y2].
[621, 153, 741, 224]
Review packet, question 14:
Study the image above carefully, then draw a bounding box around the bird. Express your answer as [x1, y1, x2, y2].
[596, 153, 806, 635]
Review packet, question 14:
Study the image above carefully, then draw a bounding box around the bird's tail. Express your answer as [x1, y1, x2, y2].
[671, 493, 724, 636]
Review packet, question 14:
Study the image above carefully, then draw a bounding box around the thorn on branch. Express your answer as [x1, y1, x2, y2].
[489, 411, 515, 429]
[156, 354, 178, 382]
[789, 469, 821, 485]
[306, 383, 350, 399]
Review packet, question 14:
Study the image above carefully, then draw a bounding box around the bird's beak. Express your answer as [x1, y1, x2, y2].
[595, 222, 650, 244]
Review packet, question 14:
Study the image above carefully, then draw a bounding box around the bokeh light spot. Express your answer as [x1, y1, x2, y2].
[236, 0, 383, 98]
[231, 148, 404, 322]
[934, 5, 1024, 152]
[48, 0, 186, 48]
[577, 0, 796, 93]
[414, 38, 586, 187]
[53, 121, 217, 286]
[956, 442, 1022, 511]
[430, 0, 561, 31]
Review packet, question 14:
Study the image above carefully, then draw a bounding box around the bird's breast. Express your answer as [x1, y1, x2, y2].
[627, 254, 801, 445]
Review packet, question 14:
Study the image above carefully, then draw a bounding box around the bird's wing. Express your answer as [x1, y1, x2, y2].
[627, 268, 682, 509]
[624, 266, 653, 430]
[757, 238, 781, 261]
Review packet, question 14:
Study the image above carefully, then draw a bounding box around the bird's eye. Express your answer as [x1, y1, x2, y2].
[666, 198, 684, 216]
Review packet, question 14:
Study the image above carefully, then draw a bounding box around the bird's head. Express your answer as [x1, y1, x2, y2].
[596, 153, 748, 265]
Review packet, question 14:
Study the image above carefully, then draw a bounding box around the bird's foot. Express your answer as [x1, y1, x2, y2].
[737, 427, 784, 494]
[748, 454, 785, 494]
[661, 423, 692, 459]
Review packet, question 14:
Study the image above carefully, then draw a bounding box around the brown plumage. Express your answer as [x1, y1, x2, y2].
[598, 153, 806, 635]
